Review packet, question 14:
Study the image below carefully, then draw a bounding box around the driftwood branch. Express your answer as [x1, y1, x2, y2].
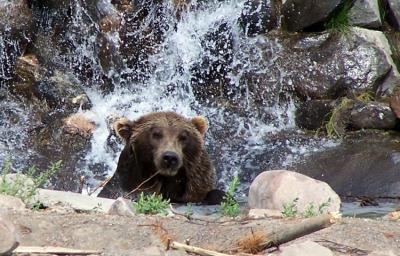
[261, 213, 340, 248]
[233, 213, 341, 253]
[13, 246, 101, 255]
[124, 170, 161, 198]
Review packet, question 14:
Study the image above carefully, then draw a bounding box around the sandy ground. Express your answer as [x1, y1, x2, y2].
[6, 209, 400, 256]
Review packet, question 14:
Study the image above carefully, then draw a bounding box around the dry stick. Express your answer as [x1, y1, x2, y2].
[88, 176, 112, 196]
[124, 170, 160, 198]
[170, 242, 232, 256]
[13, 246, 101, 255]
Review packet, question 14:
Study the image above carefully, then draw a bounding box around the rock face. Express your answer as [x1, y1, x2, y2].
[295, 100, 334, 130]
[348, 0, 382, 29]
[294, 132, 400, 198]
[248, 170, 341, 213]
[282, 0, 341, 31]
[0, 0, 34, 80]
[239, 0, 279, 36]
[386, 0, 400, 31]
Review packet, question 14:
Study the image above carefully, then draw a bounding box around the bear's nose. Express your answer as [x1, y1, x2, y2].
[162, 151, 179, 168]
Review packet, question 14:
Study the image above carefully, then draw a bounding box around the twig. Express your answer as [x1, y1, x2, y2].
[13, 246, 101, 255]
[88, 176, 111, 196]
[124, 171, 160, 198]
[169, 204, 250, 225]
[170, 241, 232, 256]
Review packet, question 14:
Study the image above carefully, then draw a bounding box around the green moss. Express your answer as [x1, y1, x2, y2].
[355, 91, 375, 103]
[325, 97, 352, 137]
[324, 1, 353, 34]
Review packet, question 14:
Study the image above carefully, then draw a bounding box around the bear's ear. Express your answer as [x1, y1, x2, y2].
[191, 116, 208, 135]
[113, 117, 133, 141]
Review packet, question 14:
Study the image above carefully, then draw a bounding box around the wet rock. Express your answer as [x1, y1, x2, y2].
[248, 208, 282, 219]
[191, 21, 234, 103]
[295, 100, 334, 130]
[37, 189, 115, 213]
[329, 99, 397, 135]
[0, 0, 33, 38]
[107, 197, 135, 217]
[0, 195, 26, 211]
[280, 240, 333, 256]
[386, 0, 400, 31]
[294, 132, 400, 198]
[0, 214, 19, 255]
[119, 2, 172, 83]
[239, 0, 279, 36]
[248, 170, 341, 213]
[0, 0, 34, 81]
[287, 29, 391, 99]
[348, 101, 397, 130]
[34, 70, 91, 110]
[281, 0, 341, 32]
[348, 0, 382, 29]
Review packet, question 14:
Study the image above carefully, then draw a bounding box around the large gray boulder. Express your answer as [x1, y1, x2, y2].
[282, 0, 341, 31]
[348, 0, 382, 29]
[248, 170, 341, 213]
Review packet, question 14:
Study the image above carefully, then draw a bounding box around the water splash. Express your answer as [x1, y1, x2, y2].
[0, 0, 337, 191]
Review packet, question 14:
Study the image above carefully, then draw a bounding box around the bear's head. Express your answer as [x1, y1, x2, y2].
[113, 112, 208, 177]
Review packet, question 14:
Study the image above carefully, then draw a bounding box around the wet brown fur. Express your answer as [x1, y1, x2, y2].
[113, 111, 215, 203]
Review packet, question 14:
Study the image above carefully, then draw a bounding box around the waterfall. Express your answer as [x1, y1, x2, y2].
[0, 0, 336, 193]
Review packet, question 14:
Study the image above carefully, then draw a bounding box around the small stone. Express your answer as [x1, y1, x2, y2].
[248, 208, 283, 219]
[384, 211, 400, 221]
[280, 240, 333, 256]
[0, 194, 26, 211]
[0, 214, 19, 255]
[107, 197, 135, 217]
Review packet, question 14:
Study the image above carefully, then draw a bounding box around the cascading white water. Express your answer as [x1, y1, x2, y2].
[80, 0, 336, 191]
[0, 0, 337, 192]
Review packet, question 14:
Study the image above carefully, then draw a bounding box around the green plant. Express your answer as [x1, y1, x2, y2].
[133, 192, 170, 215]
[302, 202, 318, 218]
[185, 202, 193, 217]
[302, 198, 332, 218]
[220, 175, 240, 217]
[318, 198, 332, 214]
[0, 160, 62, 205]
[324, 1, 353, 34]
[282, 198, 299, 217]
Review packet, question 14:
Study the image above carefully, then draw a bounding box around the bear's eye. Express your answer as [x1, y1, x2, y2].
[152, 129, 163, 140]
[179, 132, 188, 142]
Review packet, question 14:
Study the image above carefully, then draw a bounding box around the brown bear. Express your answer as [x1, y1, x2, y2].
[99, 111, 217, 203]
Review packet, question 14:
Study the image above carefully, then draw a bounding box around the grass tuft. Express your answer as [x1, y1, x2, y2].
[0, 160, 61, 206]
[133, 192, 170, 215]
